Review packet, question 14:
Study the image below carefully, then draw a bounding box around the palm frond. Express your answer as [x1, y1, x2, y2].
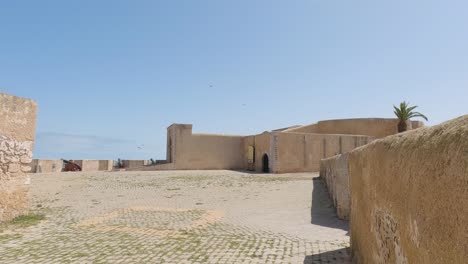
[393, 101, 427, 122]
[409, 112, 428, 121]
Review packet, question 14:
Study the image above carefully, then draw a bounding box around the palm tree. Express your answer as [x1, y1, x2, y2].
[393, 101, 428, 132]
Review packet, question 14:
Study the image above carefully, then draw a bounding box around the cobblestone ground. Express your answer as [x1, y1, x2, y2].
[0, 170, 350, 263]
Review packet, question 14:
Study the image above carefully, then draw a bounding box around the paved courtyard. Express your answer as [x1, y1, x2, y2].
[0, 170, 350, 263]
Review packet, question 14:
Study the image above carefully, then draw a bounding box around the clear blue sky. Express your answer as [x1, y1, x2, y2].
[1, 0, 466, 160]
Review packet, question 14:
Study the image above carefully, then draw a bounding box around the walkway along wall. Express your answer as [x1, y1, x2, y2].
[0, 93, 37, 222]
[348, 115, 468, 263]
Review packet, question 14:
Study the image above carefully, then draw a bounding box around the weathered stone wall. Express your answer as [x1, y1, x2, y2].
[122, 160, 149, 169]
[167, 124, 245, 170]
[69, 160, 114, 171]
[98, 160, 114, 171]
[0, 93, 37, 222]
[273, 132, 372, 173]
[243, 133, 272, 172]
[320, 153, 350, 220]
[349, 115, 468, 263]
[284, 118, 424, 138]
[30, 159, 63, 173]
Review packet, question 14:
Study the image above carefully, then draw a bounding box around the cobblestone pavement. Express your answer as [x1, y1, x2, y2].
[0, 170, 350, 263]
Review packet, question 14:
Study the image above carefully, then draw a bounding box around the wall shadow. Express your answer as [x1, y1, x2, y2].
[303, 247, 351, 264]
[311, 177, 349, 232]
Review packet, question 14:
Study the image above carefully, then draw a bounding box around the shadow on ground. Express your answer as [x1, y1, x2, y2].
[311, 177, 349, 232]
[303, 247, 351, 264]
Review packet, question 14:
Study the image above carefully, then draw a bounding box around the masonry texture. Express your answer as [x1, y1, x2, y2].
[0, 93, 37, 222]
[320, 153, 350, 220]
[348, 115, 468, 264]
[155, 119, 408, 173]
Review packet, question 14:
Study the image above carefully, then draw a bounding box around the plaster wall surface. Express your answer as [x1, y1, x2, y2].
[82, 160, 99, 171]
[284, 118, 424, 138]
[98, 160, 114, 171]
[316, 118, 423, 138]
[0, 93, 37, 222]
[243, 133, 272, 172]
[69, 160, 113, 171]
[122, 160, 149, 169]
[348, 115, 468, 264]
[320, 153, 350, 220]
[274, 133, 372, 173]
[30, 159, 63, 173]
[169, 124, 244, 170]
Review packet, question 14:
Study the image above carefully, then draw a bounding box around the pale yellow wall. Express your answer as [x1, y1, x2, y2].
[348, 115, 468, 264]
[283, 118, 424, 138]
[122, 160, 148, 168]
[274, 132, 373, 173]
[162, 118, 415, 173]
[0, 93, 37, 222]
[169, 124, 244, 170]
[70, 160, 114, 171]
[316, 118, 423, 138]
[320, 153, 350, 220]
[242, 133, 273, 172]
[30, 159, 63, 173]
[98, 160, 114, 171]
[82, 160, 100, 171]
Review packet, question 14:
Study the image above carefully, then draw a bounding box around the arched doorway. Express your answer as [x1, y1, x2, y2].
[262, 154, 269, 173]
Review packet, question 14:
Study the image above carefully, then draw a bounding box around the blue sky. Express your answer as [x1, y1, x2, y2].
[1, 0, 467, 160]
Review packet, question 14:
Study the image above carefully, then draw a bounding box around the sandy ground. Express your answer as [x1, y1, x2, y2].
[0, 170, 349, 263]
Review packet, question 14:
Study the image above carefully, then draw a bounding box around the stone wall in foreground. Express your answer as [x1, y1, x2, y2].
[319, 153, 350, 220]
[349, 115, 468, 263]
[0, 93, 37, 222]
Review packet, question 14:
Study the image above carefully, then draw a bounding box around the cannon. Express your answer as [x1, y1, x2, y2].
[62, 159, 82, 172]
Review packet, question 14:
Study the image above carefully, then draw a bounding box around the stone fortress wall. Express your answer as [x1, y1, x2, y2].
[164, 124, 245, 170]
[0, 93, 37, 222]
[284, 118, 424, 138]
[157, 118, 418, 173]
[318, 115, 468, 263]
[348, 115, 468, 263]
[30, 159, 114, 173]
[319, 153, 350, 220]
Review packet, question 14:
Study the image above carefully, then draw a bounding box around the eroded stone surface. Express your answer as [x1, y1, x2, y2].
[0, 93, 37, 223]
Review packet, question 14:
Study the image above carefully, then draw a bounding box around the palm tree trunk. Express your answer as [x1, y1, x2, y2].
[398, 120, 413, 133]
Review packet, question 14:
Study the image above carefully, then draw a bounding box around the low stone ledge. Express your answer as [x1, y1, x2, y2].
[319, 153, 350, 220]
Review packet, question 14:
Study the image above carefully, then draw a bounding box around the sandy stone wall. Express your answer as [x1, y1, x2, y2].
[98, 160, 114, 171]
[349, 115, 468, 263]
[274, 132, 372, 173]
[122, 160, 149, 169]
[285, 118, 424, 138]
[320, 153, 350, 220]
[317, 118, 424, 138]
[167, 124, 244, 170]
[30, 159, 63, 173]
[0, 93, 37, 222]
[70, 160, 114, 171]
[243, 133, 272, 172]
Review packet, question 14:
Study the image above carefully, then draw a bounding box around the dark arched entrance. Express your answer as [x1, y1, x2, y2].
[262, 154, 269, 173]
